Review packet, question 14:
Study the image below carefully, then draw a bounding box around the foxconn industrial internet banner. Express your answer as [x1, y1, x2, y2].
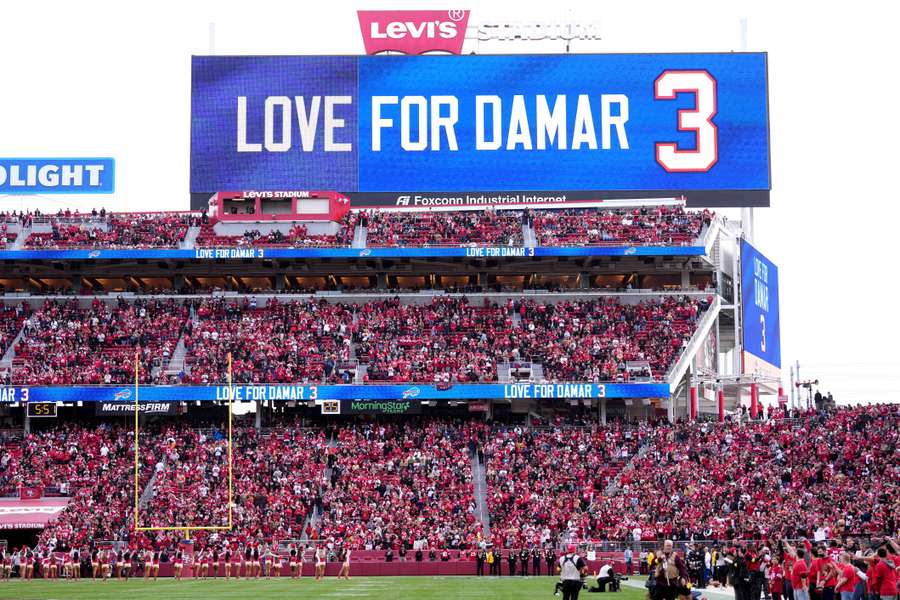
[190, 54, 769, 194]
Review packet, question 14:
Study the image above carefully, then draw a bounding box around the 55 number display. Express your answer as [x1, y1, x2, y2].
[27, 402, 58, 418]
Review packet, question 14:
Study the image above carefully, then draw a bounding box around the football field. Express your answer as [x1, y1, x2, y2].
[0, 576, 646, 600]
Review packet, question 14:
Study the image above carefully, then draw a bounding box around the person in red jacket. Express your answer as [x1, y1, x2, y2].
[870, 548, 898, 600]
[792, 549, 811, 600]
[769, 558, 785, 600]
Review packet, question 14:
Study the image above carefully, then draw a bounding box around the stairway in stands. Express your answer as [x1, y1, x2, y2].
[604, 438, 651, 496]
[181, 224, 201, 249]
[138, 446, 167, 511]
[470, 449, 491, 540]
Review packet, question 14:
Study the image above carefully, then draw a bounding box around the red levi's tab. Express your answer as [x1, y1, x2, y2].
[357, 10, 470, 55]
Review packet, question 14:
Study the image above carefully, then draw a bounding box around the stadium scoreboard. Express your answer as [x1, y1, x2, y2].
[191, 53, 770, 205]
[26, 402, 57, 418]
[741, 238, 781, 377]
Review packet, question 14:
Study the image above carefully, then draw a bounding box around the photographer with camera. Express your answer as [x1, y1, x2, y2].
[555, 544, 588, 600]
[588, 561, 621, 593]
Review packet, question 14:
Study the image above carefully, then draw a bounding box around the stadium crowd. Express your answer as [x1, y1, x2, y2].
[532, 206, 712, 246]
[354, 297, 515, 383]
[4, 403, 893, 562]
[195, 213, 358, 248]
[10, 298, 187, 385]
[182, 298, 356, 385]
[595, 403, 899, 543]
[485, 423, 646, 550]
[363, 210, 523, 247]
[1, 295, 705, 386]
[3, 205, 714, 251]
[516, 296, 706, 382]
[25, 213, 192, 249]
[318, 421, 486, 550]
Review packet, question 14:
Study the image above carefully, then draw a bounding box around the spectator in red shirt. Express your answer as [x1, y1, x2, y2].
[870, 548, 898, 600]
[792, 549, 811, 600]
[836, 553, 859, 600]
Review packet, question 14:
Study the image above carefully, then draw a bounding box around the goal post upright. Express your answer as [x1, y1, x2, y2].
[132, 351, 235, 535]
[228, 351, 233, 529]
[134, 348, 140, 531]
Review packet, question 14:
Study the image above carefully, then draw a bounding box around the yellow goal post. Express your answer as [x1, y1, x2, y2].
[132, 350, 234, 539]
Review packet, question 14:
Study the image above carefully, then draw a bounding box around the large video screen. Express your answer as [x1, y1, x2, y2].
[191, 54, 770, 199]
[741, 238, 781, 371]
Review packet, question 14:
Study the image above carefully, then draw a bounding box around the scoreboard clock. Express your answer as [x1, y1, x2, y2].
[320, 400, 340, 415]
[27, 402, 58, 418]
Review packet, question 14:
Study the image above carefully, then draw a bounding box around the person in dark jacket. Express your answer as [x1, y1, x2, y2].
[475, 548, 486, 576]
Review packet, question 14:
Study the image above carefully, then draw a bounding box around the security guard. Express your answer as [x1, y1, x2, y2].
[476, 548, 486, 576]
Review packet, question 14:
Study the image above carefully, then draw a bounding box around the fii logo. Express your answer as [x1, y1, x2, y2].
[0, 158, 115, 194]
[357, 10, 470, 55]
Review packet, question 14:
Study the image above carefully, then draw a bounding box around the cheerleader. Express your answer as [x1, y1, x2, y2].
[70, 547, 81, 580]
[243, 544, 252, 579]
[122, 548, 134, 581]
[91, 548, 101, 579]
[251, 545, 261, 579]
[269, 543, 282, 579]
[338, 545, 351, 580]
[23, 546, 34, 580]
[210, 546, 219, 579]
[196, 547, 208, 579]
[289, 543, 300, 579]
[143, 548, 153, 581]
[314, 544, 326, 581]
[59, 549, 69, 579]
[173, 548, 184, 580]
[223, 546, 232, 580]
[230, 545, 241, 580]
[41, 549, 53, 580]
[0, 547, 7, 581]
[152, 548, 160, 581]
[102, 548, 114, 580]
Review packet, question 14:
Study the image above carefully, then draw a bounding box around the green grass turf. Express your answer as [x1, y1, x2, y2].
[0, 575, 648, 600]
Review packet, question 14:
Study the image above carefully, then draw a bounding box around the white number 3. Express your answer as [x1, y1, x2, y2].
[655, 70, 718, 172]
[760, 314, 766, 353]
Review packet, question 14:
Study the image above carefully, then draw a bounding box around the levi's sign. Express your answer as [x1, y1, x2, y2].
[357, 10, 470, 54]
[190, 54, 769, 193]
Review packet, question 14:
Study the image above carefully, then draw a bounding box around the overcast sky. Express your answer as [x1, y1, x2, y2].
[2, 0, 898, 404]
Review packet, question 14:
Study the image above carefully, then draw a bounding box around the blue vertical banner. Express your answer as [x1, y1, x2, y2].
[741, 238, 781, 369]
[190, 53, 770, 195]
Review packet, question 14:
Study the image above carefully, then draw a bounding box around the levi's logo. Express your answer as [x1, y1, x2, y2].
[358, 10, 470, 55]
[370, 20, 458, 40]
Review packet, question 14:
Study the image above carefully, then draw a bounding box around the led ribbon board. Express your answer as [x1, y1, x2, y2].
[191, 54, 770, 203]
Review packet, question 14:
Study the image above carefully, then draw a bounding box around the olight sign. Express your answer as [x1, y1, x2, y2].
[0, 158, 115, 194]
